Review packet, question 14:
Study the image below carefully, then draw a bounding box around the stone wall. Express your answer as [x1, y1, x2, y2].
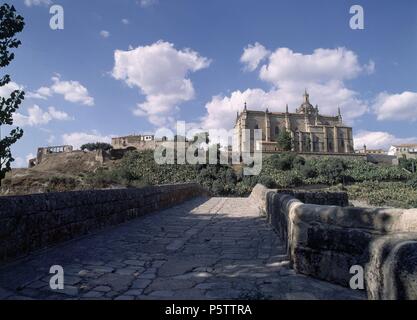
[0, 183, 208, 264]
[250, 184, 348, 216]
[251, 184, 417, 300]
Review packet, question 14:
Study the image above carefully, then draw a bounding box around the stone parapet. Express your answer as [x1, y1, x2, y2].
[0, 183, 209, 264]
[251, 183, 417, 300]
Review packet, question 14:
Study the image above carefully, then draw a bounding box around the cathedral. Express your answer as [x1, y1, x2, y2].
[234, 91, 355, 154]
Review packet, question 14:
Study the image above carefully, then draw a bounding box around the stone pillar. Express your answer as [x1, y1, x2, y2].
[241, 114, 248, 153]
[323, 127, 328, 153]
[349, 128, 354, 153]
[345, 131, 349, 153]
[310, 132, 314, 152]
[333, 127, 339, 153]
[298, 132, 303, 152]
[290, 131, 295, 152]
[265, 113, 270, 142]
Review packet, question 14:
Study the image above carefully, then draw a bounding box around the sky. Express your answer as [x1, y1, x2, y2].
[2, 0, 417, 167]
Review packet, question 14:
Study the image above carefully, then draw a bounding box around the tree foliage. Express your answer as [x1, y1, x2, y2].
[277, 128, 292, 151]
[80, 142, 113, 152]
[0, 4, 25, 182]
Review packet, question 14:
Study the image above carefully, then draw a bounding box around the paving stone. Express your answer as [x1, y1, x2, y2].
[82, 291, 104, 298]
[131, 279, 152, 289]
[0, 287, 13, 299]
[94, 286, 112, 292]
[64, 276, 82, 286]
[0, 197, 365, 300]
[149, 290, 175, 297]
[92, 266, 114, 273]
[123, 289, 144, 296]
[138, 273, 157, 280]
[55, 286, 79, 297]
[285, 292, 318, 300]
[124, 260, 146, 267]
[26, 281, 47, 289]
[146, 278, 194, 291]
[114, 295, 134, 300]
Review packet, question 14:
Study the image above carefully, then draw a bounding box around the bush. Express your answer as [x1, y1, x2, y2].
[399, 158, 417, 173]
[407, 175, 417, 189]
[47, 175, 78, 192]
[265, 153, 305, 171]
[345, 160, 410, 182]
[298, 163, 317, 179]
[81, 142, 113, 152]
[258, 176, 276, 188]
[309, 157, 347, 185]
[347, 181, 417, 208]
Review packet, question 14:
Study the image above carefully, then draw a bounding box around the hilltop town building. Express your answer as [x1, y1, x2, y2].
[29, 145, 74, 167]
[356, 146, 387, 155]
[388, 144, 417, 160]
[111, 134, 158, 150]
[234, 91, 355, 154]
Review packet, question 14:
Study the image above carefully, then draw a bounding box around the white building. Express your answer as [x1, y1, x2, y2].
[388, 144, 417, 159]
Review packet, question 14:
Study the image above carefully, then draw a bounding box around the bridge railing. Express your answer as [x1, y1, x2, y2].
[250, 183, 417, 300]
[0, 183, 209, 264]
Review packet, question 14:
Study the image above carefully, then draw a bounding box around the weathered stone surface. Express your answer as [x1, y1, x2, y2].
[366, 233, 417, 300]
[0, 183, 209, 263]
[0, 196, 362, 300]
[253, 183, 417, 300]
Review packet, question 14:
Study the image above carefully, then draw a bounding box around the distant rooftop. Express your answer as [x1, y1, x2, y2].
[392, 144, 417, 148]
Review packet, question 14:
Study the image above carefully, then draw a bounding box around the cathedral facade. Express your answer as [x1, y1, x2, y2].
[234, 91, 355, 154]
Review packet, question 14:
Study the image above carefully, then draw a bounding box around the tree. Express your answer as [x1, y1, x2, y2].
[80, 142, 113, 152]
[0, 4, 25, 183]
[277, 128, 292, 151]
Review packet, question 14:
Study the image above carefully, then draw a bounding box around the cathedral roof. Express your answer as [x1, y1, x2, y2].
[296, 90, 316, 114]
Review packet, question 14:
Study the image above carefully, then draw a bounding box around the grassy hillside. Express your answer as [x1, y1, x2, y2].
[2, 150, 416, 208]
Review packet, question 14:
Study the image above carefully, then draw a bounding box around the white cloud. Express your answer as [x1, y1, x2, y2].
[373, 91, 417, 122]
[13, 105, 72, 127]
[51, 75, 94, 106]
[13, 153, 35, 168]
[240, 42, 270, 72]
[100, 30, 110, 38]
[112, 40, 210, 126]
[259, 47, 370, 84]
[139, 0, 158, 8]
[29, 75, 94, 106]
[0, 81, 23, 98]
[24, 0, 52, 7]
[27, 86, 52, 99]
[202, 46, 372, 130]
[354, 130, 417, 150]
[122, 19, 130, 25]
[61, 130, 114, 150]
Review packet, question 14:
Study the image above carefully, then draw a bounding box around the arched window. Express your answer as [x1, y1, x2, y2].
[275, 126, 279, 136]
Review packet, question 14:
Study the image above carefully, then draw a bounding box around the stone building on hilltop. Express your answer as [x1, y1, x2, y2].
[111, 134, 157, 150]
[388, 144, 417, 160]
[234, 91, 355, 155]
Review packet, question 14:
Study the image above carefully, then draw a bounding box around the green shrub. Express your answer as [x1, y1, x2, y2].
[265, 153, 305, 171]
[407, 175, 417, 189]
[47, 175, 78, 192]
[81, 142, 113, 151]
[309, 157, 347, 185]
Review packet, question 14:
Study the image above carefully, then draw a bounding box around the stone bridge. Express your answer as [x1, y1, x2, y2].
[0, 183, 415, 300]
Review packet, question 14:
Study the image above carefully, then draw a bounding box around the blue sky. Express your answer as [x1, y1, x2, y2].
[2, 0, 417, 166]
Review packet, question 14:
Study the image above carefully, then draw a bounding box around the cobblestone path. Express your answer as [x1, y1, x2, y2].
[0, 197, 365, 300]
